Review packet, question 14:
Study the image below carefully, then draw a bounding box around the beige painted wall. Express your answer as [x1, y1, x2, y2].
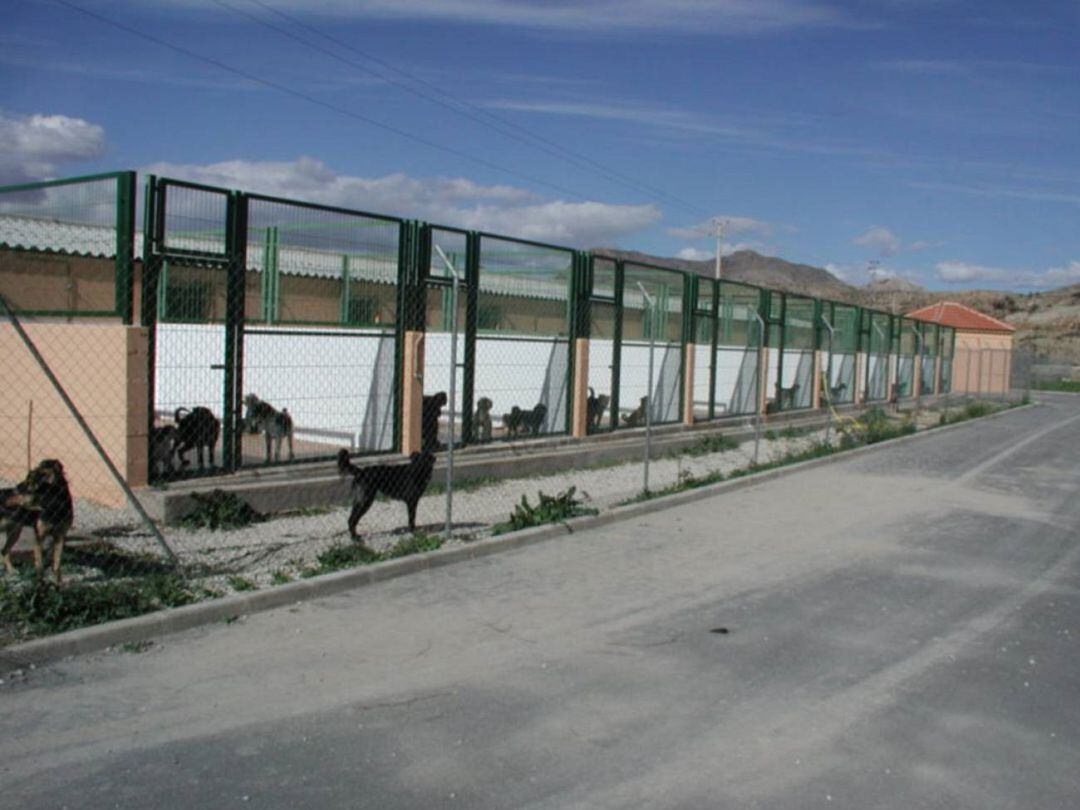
[952, 331, 1013, 394]
[0, 322, 149, 507]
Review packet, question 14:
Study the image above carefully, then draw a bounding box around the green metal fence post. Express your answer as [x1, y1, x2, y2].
[114, 171, 136, 324]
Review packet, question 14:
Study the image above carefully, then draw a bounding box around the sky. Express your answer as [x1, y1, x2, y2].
[2, 0, 1079, 291]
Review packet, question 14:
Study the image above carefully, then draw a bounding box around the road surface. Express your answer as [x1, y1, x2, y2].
[2, 394, 1079, 808]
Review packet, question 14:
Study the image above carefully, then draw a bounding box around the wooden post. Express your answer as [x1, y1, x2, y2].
[572, 338, 589, 438]
[401, 330, 425, 454]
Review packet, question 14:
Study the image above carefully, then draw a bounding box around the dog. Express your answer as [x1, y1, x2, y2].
[422, 391, 447, 451]
[337, 448, 436, 545]
[174, 407, 220, 469]
[622, 396, 649, 428]
[243, 395, 294, 463]
[503, 403, 547, 438]
[150, 425, 179, 477]
[587, 388, 610, 432]
[2, 459, 73, 585]
[474, 396, 493, 443]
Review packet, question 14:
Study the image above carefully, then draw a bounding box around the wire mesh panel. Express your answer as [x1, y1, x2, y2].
[780, 295, 815, 410]
[715, 281, 762, 415]
[150, 181, 233, 478]
[475, 235, 573, 441]
[864, 310, 891, 402]
[238, 197, 401, 465]
[0, 172, 134, 319]
[822, 302, 858, 405]
[939, 327, 955, 394]
[692, 279, 715, 421]
[587, 257, 617, 433]
[424, 228, 468, 449]
[920, 322, 940, 395]
[895, 318, 917, 398]
[618, 263, 684, 427]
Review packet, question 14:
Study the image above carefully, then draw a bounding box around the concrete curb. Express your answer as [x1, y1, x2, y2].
[2, 400, 1036, 668]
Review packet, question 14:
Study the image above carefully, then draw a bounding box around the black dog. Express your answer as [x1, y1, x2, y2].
[174, 407, 220, 469]
[337, 448, 436, 545]
[422, 392, 447, 451]
[2, 459, 74, 585]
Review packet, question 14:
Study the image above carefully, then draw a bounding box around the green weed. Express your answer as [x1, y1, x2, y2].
[491, 487, 599, 535]
[178, 490, 264, 530]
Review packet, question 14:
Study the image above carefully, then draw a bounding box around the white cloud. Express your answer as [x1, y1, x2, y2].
[668, 215, 773, 241]
[1024, 260, 1080, 289]
[141, 157, 661, 246]
[853, 226, 902, 257]
[908, 239, 944, 252]
[677, 247, 713, 261]
[156, 0, 851, 35]
[935, 261, 1008, 283]
[0, 111, 106, 184]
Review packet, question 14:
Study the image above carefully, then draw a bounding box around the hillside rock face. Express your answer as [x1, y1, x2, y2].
[595, 247, 1080, 361]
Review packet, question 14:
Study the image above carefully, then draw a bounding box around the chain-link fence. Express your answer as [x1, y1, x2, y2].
[0, 167, 1025, 646]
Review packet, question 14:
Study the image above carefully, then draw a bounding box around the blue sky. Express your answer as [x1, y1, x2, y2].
[3, 0, 1079, 290]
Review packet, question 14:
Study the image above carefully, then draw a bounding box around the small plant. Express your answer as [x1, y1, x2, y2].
[491, 486, 599, 535]
[179, 490, 264, 530]
[270, 569, 292, 586]
[311, 542, 381, 574]
[227, 575, 256, 592]
[384, 532, 444, 559]
[681, 433, 739, 457]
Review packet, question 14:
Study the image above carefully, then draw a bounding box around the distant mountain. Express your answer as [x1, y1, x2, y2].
[593, 248, 858, 301]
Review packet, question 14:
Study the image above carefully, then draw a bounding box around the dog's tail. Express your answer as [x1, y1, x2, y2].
[174, 407, 189, 424]
[589, 387, 595, 398]
[337, 448, 358, 477]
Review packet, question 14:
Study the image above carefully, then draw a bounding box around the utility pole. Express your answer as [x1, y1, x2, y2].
[714, 218, 725, 281]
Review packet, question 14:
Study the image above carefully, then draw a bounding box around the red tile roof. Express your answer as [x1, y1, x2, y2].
[905, 301, 1015, 333]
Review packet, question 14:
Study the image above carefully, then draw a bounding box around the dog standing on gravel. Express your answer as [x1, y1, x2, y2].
[337, 448, 436, 546]
[1, 459, 73, 585]
[243, 394, 294, 463]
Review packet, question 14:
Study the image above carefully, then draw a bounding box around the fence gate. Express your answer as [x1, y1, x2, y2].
[144, 176, 245, 479]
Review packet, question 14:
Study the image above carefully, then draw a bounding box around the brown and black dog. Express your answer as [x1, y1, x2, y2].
[243, 395, 294, 463]
[337, 448, 436, 545]
[1, 459, 74, 585]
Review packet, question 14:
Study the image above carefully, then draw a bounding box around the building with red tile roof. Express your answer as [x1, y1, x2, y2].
[906, 301, 1013, 395]
[905, 301, 1015, 333]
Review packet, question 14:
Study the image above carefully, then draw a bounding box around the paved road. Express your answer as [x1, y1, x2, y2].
[3, 395, 1079, 808]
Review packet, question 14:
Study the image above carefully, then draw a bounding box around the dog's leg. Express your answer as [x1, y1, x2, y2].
[264, 432, 273, 464]
[2, 528, 22, 574]
[287, 429, 294, 461]
[30, 532, 44, 578]
[49, 530, 64, 586]
[407, 497, 419, 532]
[347, 484, 378, 541]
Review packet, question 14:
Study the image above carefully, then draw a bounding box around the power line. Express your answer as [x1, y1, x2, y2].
[234, 0, 714, 220]
[51, 0, 647, 210]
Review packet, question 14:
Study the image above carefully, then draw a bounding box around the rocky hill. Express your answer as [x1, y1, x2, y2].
[596, 247, 1080, 362]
